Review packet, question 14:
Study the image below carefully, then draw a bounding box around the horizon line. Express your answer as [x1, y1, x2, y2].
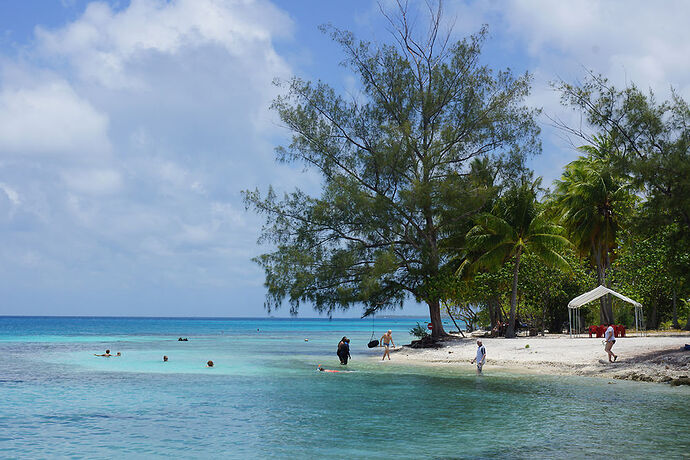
[0, 314, 429, 320]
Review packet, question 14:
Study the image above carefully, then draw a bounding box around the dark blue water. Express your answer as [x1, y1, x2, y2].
[1, 317, 688, 459]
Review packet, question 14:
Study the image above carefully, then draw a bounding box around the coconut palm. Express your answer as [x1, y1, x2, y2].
[459, 179, 572, 338]
[550, 139, 635, 323]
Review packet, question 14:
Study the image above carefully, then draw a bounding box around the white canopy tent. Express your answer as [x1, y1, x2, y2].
[567, 285, 644, 337]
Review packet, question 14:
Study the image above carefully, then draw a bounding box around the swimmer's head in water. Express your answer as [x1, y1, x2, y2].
[207, 360, 214, 367]
[163, 355, 168, 362]
[105, 349, 110, 354]
[116, 352, 121, 356]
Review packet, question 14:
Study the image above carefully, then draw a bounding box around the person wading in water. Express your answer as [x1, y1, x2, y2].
[337, 337, 351, 365]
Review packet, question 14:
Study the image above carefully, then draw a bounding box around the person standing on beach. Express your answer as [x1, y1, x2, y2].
[604, 323, 618, 362]
[470, 340, 486, 374]
[380, 330, 395, 360]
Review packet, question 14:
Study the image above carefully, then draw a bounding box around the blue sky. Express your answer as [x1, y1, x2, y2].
[1, 0, 689, 317]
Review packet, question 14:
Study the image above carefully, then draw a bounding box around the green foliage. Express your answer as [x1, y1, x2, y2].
[553, 74, 690, 271]
[457, 179, 572, 336]
[548, 141, 636, 323]
[244, 6, 539, 335]
[410, 322, 430, 339]
[611, 224, 690, 328]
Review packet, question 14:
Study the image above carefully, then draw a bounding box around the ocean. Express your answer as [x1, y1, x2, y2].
[0, 316, 688, 459]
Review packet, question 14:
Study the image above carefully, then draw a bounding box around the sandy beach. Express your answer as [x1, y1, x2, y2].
[389, 333, 690, 384]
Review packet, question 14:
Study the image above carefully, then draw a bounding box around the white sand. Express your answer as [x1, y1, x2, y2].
[386, 334, 690, 383]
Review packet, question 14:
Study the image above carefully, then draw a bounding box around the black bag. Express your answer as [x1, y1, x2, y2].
[367, 339, 379, 348]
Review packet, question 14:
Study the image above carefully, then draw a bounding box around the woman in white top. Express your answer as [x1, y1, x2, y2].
[604, 323, 618, 362]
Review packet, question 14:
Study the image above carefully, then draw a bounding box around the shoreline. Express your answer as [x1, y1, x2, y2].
[383, 334, 690, 385]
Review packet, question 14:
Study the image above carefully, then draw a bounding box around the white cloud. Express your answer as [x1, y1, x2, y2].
[441, 0, 690, 185]
[502, 0, 690, 95]
[0, 0, 295, 314]
[36, 0, 292, 89]
[61, 168, 122, 194]
[0, 182, 20, 205]
[0, 80, 111, 157]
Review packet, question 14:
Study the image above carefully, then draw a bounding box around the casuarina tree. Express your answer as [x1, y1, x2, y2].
[244, 2, 540, 337]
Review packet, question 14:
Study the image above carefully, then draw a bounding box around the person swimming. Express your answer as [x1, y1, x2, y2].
[163, 355, 168, 362]
[206, 360, 214, 367]
[317, 364, 339, 373]
[94, 349, 112, 357]
[317, 364, 353, 373]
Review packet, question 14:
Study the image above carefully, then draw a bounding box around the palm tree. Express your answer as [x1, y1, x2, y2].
[550, 138, 634, 323]
[459, 179, 572, 338]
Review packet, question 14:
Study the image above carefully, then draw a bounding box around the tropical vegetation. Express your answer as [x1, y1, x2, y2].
[246, 2, 690, 338]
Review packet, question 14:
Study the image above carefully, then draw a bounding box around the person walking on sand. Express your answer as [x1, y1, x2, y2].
[380, 330, 395, 360]
[470, 339, 486, 374]
[604, 322, 618, 363]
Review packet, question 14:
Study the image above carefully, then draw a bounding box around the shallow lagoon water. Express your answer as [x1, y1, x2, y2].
[1, 317, 688, 459]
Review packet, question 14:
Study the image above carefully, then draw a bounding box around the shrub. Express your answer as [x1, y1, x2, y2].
[410, 322, 430, 339]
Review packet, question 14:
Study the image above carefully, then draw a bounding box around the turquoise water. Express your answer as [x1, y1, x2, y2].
[1, 317, 688, 459]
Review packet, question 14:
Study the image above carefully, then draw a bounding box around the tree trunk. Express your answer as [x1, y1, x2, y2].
[672, 288, 679, 329]
[684, 314, 690, 331]
[506, 251, 522, 338]
[541, 295, 548, 336]
[488, 301, 497, 329]
[491, 297, 504, 323]
[428, 299, 448, 338]
[594, 242, 614, 324]
[650, 297, 658, 330]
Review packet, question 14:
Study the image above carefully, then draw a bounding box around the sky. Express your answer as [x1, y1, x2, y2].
[1, 0, 689, 317]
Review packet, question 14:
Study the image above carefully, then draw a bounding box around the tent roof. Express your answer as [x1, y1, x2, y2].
[568, 285, 642, 309]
